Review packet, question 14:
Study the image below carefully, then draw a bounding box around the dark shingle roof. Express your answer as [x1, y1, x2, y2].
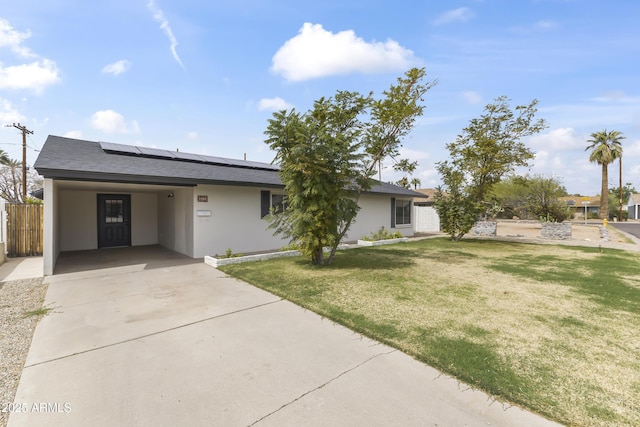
[34, 135, 423, 197]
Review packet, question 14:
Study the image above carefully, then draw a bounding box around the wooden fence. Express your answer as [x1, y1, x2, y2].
[5, 203, 44, 257]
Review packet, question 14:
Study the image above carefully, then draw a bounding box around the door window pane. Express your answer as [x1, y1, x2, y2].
[105, 199, 124, 223]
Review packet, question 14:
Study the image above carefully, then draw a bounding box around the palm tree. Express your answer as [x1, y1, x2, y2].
[0, 149, 10, 165]
[585, 129, 625, 219]
[411, 177, 421, 189]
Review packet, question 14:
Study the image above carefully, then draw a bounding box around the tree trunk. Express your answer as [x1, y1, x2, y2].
[600, 163, 608, 219]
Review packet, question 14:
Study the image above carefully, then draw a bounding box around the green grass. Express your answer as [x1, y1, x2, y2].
[220, 238, 640, 426]
[22, 304, 55, 318]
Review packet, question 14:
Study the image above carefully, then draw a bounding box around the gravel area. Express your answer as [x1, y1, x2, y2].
[0, 277, 47, 427]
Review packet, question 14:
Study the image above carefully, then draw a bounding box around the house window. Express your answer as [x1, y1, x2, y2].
[105, 199, 124, 223]
[261, 190, 287, 218]
[395, 199, 412, 225]
[271, 194, 286, 214]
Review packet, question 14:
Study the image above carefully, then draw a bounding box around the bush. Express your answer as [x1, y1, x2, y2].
[362, 227, 403, 241]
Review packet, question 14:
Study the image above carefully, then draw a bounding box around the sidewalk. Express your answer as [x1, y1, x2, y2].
[0, 256, 43, 282]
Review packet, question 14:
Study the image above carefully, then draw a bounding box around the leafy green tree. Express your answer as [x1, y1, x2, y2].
[265, 68, 436, 265]
[410, 177, 421, 189]
[608, 183, 636, 220]
[0, 149, 10, 165]
[523, 175, 572, 222]
[446, 96, 547, 204]
[393, 158, 418, 189]
[491, 174, 569, 220]
[434, 97, 547, 239]
[585, 129, 625, 219]
[434, 162, 481, 241]
[489, 175, 530, 218]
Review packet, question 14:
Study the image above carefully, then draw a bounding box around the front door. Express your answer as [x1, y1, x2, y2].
[97, 194, 131, 248]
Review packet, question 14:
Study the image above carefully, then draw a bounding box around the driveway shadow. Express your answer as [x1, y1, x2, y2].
[54, 245, 201, 275]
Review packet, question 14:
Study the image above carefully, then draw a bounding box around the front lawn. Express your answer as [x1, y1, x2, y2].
[220, 238, 640, 426]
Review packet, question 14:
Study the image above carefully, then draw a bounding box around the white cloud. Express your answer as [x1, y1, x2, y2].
[271, 23, 417, 82]
[0, 19, 60, 94]
[90, 110, 140, 134]
[102, 60, 131, 76]
[0, 98, 25, 123]
[187, 131, 198, 140]
[0, 59, 60, 94]
[433, 8, 474, 25]
[0, 18, 36, 58]
[147, 0, 184, 68]
[258, 97, 293, 112]
[64, 130, 82, 139]
[461, 91, 482, 105]
[624, 139, 640, 157]
[527, 127, 585, 152]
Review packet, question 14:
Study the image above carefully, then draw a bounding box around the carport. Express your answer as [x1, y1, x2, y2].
[53, 245, 201, 275]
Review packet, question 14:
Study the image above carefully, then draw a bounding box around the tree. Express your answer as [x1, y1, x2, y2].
[0, 158, 43, 203]
[410, 177, 421, 189]
[585, 129, 625, 219]
[446, 96, 547, 204]
[434, 97, 547, 239]
[265, 68, 436, 265]
[491, 174, 569, 220]
[393, 158, 418, 189]
[608, 183, 636, 220]
[434, 162, 482, 240]
[0, 149, 10, 165]
[489, 175, 530, 218]
[523, 175, 572, 222]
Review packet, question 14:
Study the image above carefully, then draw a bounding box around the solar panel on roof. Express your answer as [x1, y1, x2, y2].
[174, 151, 205, 162]
[197, 154, 234, 166]
[245, 160, 279, 170]
[100, 141, 141, 155]
[137, 146, 177, 159]
[100, 140, 279, 171]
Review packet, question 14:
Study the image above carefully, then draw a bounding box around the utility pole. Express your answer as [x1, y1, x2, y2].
[9, 123, 33, 201]
[619, 155, 623, 222]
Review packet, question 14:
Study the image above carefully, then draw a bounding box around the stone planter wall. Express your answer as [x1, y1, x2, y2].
[356, 237, 409, 247]
[473, 221, 497, 236]
[540, 222, 572, 240]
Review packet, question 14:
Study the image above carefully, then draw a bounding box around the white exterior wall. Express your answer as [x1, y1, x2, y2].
[345, 194, 414, 241]
[43, 178, 59, 276]
[192, 185, 289, 258]
[59, 190, 159, 252]
[157, 187, 194, 257]
[414, 205, 440, 233]
[59, 190, 97, 251]
[131, 193, 158, 246]
[628, 195, 639, 220]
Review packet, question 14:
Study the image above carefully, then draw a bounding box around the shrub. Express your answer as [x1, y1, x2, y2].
[362, 227, 404, 241]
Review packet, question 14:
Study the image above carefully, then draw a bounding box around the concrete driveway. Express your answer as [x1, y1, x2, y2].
[9, 246, 559, 427]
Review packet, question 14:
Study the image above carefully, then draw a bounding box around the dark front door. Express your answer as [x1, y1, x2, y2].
[97, 194, 131, 248]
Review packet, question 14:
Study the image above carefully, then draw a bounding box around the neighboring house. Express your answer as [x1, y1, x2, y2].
[412, 188, 440, 233]
[560, 196, 600, 218]
[628, 194, 640, 220]
[34, 136, 423, 275]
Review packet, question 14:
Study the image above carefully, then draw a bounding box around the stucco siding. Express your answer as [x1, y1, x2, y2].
[346, 194, 414, 241]
[192, 185, 289, 258]
[131, 193, 158, 246]
[157, 187, 194, 257]
[59, 190, 162, 252]
[43, 178, 59, 275]
[59, 190, 98, 251]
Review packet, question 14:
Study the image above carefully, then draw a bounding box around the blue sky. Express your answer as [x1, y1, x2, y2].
[1, 0, 639, 195]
